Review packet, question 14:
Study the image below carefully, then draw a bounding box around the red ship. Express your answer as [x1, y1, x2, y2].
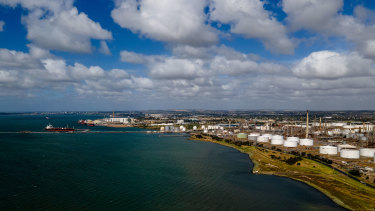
[45, 123, 75, 132]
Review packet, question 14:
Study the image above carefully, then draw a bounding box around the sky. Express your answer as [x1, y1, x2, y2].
[1, 0, 375, 111]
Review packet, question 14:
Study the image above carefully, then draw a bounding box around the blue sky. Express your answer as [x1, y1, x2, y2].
[1, 0, 375, 111]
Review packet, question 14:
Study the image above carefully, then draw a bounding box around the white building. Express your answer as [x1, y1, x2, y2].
[105, 117, 131, 124]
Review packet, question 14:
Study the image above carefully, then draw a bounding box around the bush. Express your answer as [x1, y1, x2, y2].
[195, 134, 203, 139]
[348, 169, 361, 176]
[284, 156, 303, 165]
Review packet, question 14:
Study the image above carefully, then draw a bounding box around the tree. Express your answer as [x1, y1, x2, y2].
[348, 169, 361, 176]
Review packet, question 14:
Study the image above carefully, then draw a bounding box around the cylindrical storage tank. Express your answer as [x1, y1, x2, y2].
[257, 135, 269, 143]
[248, 135, 258, 141]
[360, 148, 375, 157]
[248, 133, 260, 141]
[340, 149, 360, 159]
[237, 133, 247, 139]
[319, 146, 338, 155]
[271, 135, 284, 145]
[287, 137, 300, 143]
[338, 144, 356, 152]
[262, 133, 273, 140]
[300, 138, 314, 146]
[283, 140, 298, 148]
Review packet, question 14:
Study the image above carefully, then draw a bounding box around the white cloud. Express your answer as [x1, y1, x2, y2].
[0, 20, 4, 31]
[99, 41, 111, 55]
[210, 56, 258, 75]
[210, 0, 294, 54]
[283, 0, 343, 32]
[282, 0, 375, 60]
[111, 0, 218, 46]
[0, 0, 112, 53]
[293, 51, 375, 79]
[70, 63, 105, 80]
[41, 59, 71, 81]
[2, 45, 375, 108]
[149, 58, 206, 80]
[0, 47, 152, 97]
[120, 50, 148, 64]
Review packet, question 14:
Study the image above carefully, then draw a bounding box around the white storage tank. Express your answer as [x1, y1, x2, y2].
[319, 146, 338, 155]
[337, 144, 356, 152]
[300, 138, 314, 146]
[257, 135, 269, 143]
[340, 149, 360, 159]
[271, 135, 284, 145]
[287, 137, 300, 143]
[359, 148, 375, 157]
[262, 133, 273, 140]
[283, 140, 298, 148]
[248, 133, 260, 141]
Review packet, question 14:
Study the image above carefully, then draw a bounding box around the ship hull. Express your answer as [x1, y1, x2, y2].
[45, 128, 75, 132]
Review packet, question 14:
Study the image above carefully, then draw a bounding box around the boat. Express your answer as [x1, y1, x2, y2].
[78, 119, 86, 124]
[45, 123, 75, 132]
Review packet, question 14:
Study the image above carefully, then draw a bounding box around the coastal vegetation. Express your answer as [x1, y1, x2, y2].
[190, 134, 375, 210]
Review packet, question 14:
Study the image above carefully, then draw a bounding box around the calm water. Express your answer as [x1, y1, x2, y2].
[0, 115, 344, 210]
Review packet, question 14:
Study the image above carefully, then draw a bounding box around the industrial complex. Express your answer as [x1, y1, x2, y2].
[85, 110, 375, 185]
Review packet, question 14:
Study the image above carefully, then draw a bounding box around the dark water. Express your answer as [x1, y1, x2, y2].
[0, 115, 344, 210]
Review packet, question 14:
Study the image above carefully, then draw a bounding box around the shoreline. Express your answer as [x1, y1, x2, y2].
[189, 134, 375, 210]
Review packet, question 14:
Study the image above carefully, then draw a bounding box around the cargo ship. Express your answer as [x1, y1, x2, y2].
[45, 123, 75, 132]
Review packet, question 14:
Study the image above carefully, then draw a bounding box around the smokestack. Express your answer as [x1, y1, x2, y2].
[305, 110, 309, 138]
[319, 117, 322, 131]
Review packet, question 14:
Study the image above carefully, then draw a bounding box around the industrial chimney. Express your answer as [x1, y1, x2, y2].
[305, 110, 309, 138]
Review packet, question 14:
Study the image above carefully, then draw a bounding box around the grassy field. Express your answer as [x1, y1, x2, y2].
[190, 134, 375, 210]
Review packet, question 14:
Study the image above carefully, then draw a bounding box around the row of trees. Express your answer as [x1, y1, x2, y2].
[206, 134, 255, 147]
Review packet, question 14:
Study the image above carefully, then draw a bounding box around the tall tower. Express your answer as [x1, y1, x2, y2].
[305, 110, 309, 138]
[319, 117, 322, 131]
